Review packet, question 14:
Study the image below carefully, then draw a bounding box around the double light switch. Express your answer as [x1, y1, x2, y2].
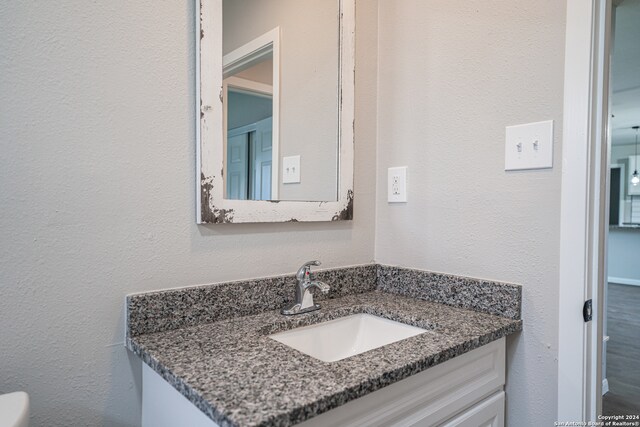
[283, 155, 301, 184]
[505, 120, 554, 171]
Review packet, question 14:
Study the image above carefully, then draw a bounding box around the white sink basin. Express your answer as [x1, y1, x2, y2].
[269, 313, 427, 362]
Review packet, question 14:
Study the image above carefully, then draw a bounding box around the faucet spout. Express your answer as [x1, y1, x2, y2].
[309, 281, 330, 294]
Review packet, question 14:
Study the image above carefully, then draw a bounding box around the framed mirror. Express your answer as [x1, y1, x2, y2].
[196, 0, 355, 223]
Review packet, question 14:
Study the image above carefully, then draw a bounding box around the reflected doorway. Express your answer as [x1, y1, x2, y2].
[226, 89, 273, 201]
[601, 0, 640, 416]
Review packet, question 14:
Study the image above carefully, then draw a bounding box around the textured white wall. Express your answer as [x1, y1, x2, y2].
[0, 1, 377, 426]
[375, 1, 565, 424]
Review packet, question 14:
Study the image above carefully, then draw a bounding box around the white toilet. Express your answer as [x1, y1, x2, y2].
[0, 392, 29, 427]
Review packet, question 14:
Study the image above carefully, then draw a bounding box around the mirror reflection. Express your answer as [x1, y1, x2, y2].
[225, 52, 275, 201]
[223, 0, 340, 202]
[609, 0, 640, 227]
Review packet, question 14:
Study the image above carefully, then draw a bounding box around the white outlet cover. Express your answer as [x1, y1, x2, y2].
[282, 155, 301, 184]
[505, 120, 554, 171]
[388, 166, 407, 203]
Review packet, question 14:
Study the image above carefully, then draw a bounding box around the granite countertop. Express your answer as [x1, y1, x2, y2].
[127, 290, 522, 427]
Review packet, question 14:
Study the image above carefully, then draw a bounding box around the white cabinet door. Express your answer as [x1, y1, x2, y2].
[142, 364, 218, 427]
[439, 391, 505, 427]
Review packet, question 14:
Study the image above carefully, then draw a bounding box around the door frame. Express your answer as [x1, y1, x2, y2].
[558, 0, 613, 420]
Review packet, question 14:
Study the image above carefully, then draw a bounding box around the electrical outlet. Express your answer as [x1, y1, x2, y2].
[392, 176, 400, 195]
[388, 167, 407, 203]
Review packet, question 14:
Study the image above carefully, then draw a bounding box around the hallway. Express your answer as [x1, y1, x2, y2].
[603, 283, 640, 415]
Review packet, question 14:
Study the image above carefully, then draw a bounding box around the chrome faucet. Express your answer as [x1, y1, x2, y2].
[281, 260, 330, 315]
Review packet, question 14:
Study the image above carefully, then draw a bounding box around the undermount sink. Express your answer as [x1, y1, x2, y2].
[269, 313, 427, 362]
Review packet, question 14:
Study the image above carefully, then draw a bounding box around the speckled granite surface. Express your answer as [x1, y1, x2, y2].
[127, 292, 522, 427]
[127, 264, 521, 337]
[377, 265, 522, 320]
[127, 265, 377, 337]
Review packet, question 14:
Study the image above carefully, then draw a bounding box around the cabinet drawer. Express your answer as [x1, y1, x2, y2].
[299, 338, 505, 427]
[439, 391, 505, 427]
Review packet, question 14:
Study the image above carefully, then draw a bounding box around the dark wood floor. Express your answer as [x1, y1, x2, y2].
[602, 283, 640, 416]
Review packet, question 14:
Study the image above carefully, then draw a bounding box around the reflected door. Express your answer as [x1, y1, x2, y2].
[226, 133, 249, 200]
[226, 117, 272, 200]
[250, 117, 273, 200]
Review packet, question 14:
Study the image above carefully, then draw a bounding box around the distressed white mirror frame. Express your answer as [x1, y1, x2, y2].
[196, 0, 355, 224]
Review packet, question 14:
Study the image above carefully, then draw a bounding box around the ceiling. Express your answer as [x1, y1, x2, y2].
[611, 0, 640, 146]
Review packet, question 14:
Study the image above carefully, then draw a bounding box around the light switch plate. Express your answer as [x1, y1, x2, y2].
[505, 120, 554, 171]
[282, 155, 300, 184]
[388, 166, 407, 203]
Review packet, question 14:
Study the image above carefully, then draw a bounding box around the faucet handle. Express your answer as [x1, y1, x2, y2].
[296, 260, 321, 281]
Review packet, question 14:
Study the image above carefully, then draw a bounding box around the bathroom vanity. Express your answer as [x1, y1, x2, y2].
[126, 265, 522, 427]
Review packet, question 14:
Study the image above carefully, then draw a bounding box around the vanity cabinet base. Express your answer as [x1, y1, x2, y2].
[141, 337, 506, 427]
[299, 337, 505, 427]
[142, 364, 214, 427]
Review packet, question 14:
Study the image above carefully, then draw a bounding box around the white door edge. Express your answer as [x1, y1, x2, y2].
[558, 0, 611, 421]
